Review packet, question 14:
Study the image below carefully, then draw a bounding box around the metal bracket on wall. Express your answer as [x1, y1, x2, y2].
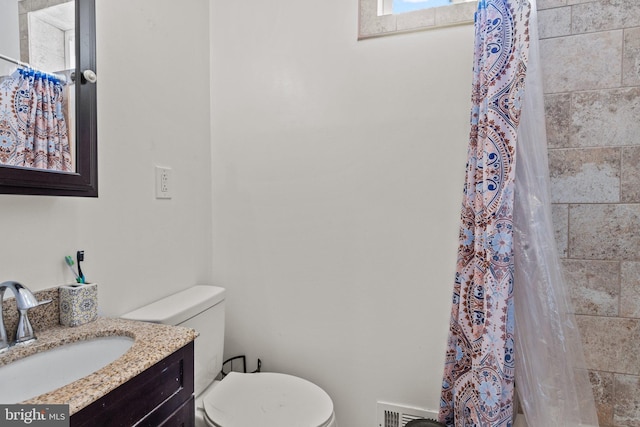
[219, 355, 262, 379]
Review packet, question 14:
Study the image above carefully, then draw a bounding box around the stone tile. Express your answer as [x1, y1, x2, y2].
[397, 8, 435, 32]
[434, 1, 476, 27]
[590, 370, 614, 427]
[621, 262, 640, 318]
[571, 88, 640, 148]
[537, 7, 572, 39]
[548, 148, 620, 203]
[538, 0, 567, 9]
[562, 260, 619, 316]
[577, 316, 640, 375]
[614, 374, 640, 427]
[572, 0, 640, 34]
[552, 204, 569, 257]
[623, 27, 640, 87]
[540, 31, 623, 93]
[19, 38, 29, 64]
[544, 93, 571, 149]
[622, 147, 640, 203]
[569, 204, 640, 260]
[20, 0, 53, 14]
[18, 14, 28, 42]
[358, 0, 396, 38]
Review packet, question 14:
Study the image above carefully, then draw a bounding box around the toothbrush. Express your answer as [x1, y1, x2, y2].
[65, 255, 83, 283]
[76, 250, 86, 284]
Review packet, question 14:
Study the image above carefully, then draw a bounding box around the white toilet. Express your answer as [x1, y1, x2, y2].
[122, 285, 337, 427]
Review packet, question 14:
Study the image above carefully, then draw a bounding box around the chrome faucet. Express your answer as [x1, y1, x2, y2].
[0, 281, 45, 352]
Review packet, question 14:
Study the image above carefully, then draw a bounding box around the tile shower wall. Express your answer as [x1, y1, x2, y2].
[539, 0, 640, 426]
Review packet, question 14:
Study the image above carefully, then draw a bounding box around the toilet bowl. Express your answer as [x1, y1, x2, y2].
[200, 372, 336, 427]
[122, 285, 337, 427]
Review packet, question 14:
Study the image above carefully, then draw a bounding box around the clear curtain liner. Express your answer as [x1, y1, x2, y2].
[513, 2, 599, 426]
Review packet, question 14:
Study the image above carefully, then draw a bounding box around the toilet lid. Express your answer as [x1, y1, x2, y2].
[203, 372, 334, 427]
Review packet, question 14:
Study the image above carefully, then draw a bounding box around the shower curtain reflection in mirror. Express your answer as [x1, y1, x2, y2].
[0, 67, 72, 171]
[0, 0, 75, 172]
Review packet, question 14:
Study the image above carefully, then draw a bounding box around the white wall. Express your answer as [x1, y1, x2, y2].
[0, 0, 20, 75]
[0, 0, 19, 56]
[0, 0, 213, 315]
[210, 1, 474, 426]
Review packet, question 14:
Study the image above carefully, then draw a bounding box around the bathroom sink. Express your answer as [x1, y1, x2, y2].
[0, 336, 134, 403]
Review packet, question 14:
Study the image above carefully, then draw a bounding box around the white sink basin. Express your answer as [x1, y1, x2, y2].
[0, 336, 134, 403]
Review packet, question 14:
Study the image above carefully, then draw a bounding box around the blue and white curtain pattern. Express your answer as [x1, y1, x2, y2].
[0, 68, 71, 171]
[439, 1, 531, 426]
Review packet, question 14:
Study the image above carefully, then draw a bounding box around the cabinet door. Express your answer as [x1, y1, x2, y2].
[157, 397, 195, 427]
[71, 342, 194, 427]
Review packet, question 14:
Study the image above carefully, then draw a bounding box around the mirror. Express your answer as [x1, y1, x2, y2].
[0, 0, 97, 197]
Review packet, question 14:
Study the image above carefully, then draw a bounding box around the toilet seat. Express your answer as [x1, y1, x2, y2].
[202, 372, 335, 427]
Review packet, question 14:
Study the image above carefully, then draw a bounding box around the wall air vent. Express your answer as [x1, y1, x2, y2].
[377, 401, 439, 427]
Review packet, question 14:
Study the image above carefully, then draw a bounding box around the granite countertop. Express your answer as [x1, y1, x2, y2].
[0, 317, 198, 415]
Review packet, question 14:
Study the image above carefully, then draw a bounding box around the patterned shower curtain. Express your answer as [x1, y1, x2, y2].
[439, 0, 531, 426]
[0, 68, 72, 171]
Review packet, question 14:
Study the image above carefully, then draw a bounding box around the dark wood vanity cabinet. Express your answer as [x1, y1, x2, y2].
[71, 341, 195, 427]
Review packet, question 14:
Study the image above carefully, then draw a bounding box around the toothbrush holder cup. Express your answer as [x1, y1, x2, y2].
[59, 283, 98, 327]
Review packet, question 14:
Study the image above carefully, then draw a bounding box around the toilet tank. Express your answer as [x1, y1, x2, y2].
[121, 285, 225, 397]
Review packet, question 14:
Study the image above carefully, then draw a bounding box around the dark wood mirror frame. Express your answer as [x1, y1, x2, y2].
[0, 0, 97, 197]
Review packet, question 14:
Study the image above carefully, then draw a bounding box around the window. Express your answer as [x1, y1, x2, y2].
[392, 0, 457, 14]
[359, 0, 477, 39]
